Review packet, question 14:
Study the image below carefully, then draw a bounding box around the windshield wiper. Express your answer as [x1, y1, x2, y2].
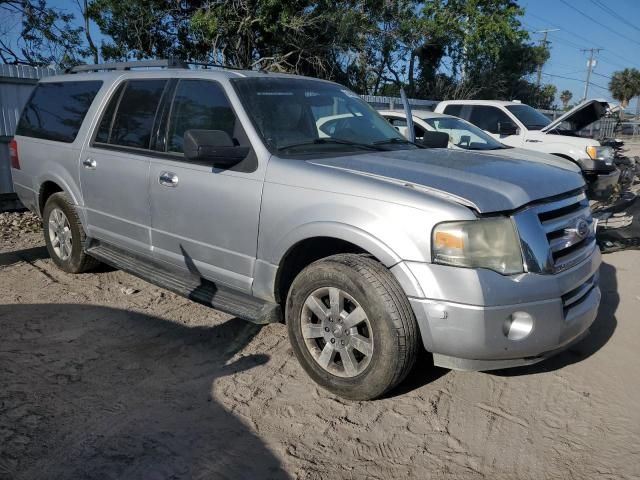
[373, 137, 425, 148]
[468, 146, 508, 151]
[277, 138, 385, 152]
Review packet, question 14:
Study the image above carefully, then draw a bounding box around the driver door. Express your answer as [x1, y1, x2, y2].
[148, 79, 263, 293]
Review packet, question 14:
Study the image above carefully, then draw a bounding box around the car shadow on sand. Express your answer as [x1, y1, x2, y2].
[491, 260, 619, 377]
[0, 303, 290, 480]
[0, 245, 49, 267]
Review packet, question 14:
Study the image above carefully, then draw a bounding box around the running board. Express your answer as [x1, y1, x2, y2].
[86, 242, 281, 325]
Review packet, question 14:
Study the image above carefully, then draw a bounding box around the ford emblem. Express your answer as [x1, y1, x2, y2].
[566, 218, 590, 240]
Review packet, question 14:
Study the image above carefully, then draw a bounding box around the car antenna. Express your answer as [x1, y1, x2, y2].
[400, 88, 416, 143]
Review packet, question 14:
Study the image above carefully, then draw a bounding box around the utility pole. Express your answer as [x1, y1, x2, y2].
[535, 29, 559, 87]
[581, 48, 602, 101]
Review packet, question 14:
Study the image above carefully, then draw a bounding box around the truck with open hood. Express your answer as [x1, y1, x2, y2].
[435, 99, 619, 200]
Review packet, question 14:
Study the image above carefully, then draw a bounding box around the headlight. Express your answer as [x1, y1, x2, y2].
[432, 218, 524, 274]
[586, 146, 614, 165]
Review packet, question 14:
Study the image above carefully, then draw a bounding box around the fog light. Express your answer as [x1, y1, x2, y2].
[503, 311, 534, 341]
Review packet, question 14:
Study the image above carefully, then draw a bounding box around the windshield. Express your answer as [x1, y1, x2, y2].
[423, 116, 506, 150]
[231, 77, 414, 154]
[505, 104, 551, 131]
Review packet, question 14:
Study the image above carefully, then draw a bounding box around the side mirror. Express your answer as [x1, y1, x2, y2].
[498, 121, 519, 136]
[183, 129, 250, 167]
[420, 131, 450, 148]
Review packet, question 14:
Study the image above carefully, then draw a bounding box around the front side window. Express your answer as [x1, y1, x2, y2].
[166, 80, 236, 153]
[468, 106, 513, 134]
[104, 79, 167, 149]
[505, 104, 551, 131]
[383, 116, 427, 141]
[423, 116, 506, 150]
[232, 77, 412, 155]
[16, 81, 103, 143]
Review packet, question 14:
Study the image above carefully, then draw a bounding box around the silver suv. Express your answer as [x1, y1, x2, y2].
[10, 61, 601, 400]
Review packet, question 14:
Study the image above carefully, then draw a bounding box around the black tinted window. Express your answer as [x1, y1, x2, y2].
[468, 106, 512, 134]
[16, 81, 102, 142]
[442, 104, 463, 117]
[166, 80, 236, 153]
[109, 79, 166, 149]
[505, 104, 551, 130]
[95, 83, 125, 143]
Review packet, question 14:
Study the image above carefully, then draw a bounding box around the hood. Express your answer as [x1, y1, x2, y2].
[541, 99, 610, 133]
[487, 147, 582, 173]
[308, 149, 585, 213]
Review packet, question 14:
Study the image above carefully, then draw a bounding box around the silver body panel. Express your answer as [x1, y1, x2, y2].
[12, 68, 602, 371]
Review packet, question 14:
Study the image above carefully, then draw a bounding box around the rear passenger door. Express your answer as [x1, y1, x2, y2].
[148, 79, 263, 293]
[80, 79, 168, 256]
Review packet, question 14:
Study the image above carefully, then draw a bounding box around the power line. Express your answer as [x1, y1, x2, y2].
[525, 11, 640, 69]
[526, 11, 601, 48]
[589, 0, 640, 34]
[541, 72, 608, 91]
[558, 0, 640, 46]
[597, 57, 631, 70]
[592, 71, 613, 81]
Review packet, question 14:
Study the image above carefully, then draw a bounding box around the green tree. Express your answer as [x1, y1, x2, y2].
[560, 90, 573, 110]
[609, 68, 640, 116]
[87, 0, 206, 61]
[0, 0, 84, 67]
[403, 0, 552, 105]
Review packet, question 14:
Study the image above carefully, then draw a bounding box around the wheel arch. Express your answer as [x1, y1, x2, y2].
[38, 181, 64, 216]
[35, 170, 86, 225]
[268, 223, 405, 305]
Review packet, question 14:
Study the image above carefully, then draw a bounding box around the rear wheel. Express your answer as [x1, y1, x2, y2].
[286, 254, 419, 400]
[43, 193, 99, 273]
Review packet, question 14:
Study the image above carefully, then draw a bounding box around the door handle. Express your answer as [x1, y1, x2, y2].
[82, 158, 97, 169]
[159, 171, 179, 187]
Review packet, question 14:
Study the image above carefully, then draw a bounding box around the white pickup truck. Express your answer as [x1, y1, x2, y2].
[434, 99, 619, 199]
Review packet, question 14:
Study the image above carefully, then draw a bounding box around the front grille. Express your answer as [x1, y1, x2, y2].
[533, 191, 596, 273]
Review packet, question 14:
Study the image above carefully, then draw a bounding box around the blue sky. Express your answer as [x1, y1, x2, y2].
[520, 0, 640, 108]
[5, 0, 640, 109]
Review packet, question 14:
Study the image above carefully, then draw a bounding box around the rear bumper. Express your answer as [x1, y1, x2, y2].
[398, 248, 601, 371]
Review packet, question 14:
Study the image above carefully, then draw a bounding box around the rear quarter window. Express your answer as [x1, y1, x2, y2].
[16, 81, 103, 143]
[442, 104, 463, 117]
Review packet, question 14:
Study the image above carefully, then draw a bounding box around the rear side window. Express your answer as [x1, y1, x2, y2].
[97, 79, 167, 149]
[166, 80, 236, 153]
[16, 81, 103, 143]
[442, 104, 463, 118]
[468, 106, 512, 134]
[94, 83, 125, 144]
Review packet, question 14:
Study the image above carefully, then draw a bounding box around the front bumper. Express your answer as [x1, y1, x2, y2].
[395, 247, 601, 371]
[585, 168, 620, 201]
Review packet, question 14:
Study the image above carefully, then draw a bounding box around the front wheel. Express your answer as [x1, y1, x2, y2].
[286, 254, 419, 400]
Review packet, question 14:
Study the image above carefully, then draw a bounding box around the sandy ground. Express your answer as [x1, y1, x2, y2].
[1, 216, 639, 480]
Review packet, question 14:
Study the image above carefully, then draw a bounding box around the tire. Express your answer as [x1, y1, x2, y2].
[42, 192, 99, 273]
[286, 254, 419, 400]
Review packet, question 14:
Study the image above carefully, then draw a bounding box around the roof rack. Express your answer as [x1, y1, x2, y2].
[67, 58, 187, 74]
[66, 58, 251, 74]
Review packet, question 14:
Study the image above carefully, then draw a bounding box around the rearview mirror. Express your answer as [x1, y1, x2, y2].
[498, 121, 519, 136]
[420, 131, 450, 148]
[183, 129, 249, 167]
